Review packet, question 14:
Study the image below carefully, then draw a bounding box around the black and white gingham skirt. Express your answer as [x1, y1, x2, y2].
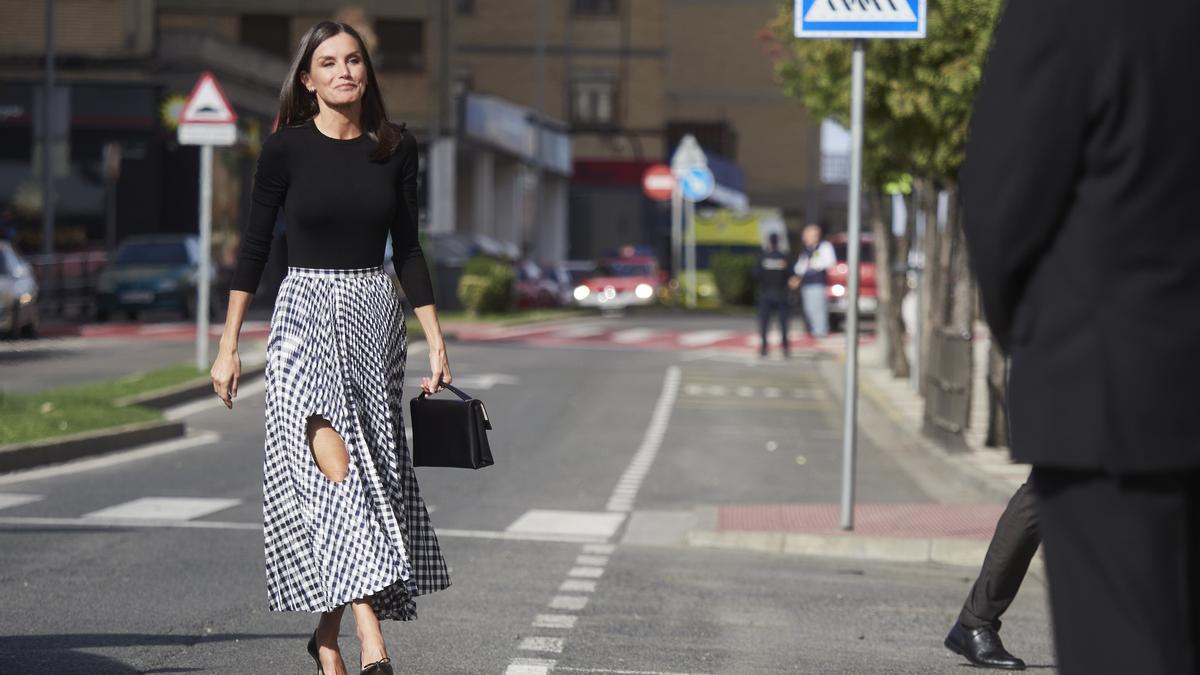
[261, 265, 449, 621]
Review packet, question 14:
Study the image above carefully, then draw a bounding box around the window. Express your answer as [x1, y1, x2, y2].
[239, 15, 291, 59]
[375, 19, 424, 72]
[571, 79, 616, 126]
[573, 0, 617, 16]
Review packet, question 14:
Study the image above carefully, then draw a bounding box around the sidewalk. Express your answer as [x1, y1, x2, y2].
[672, 330, 1035, 571]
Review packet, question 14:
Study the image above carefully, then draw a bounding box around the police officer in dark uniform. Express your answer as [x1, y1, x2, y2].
[754, 233, 795, 358]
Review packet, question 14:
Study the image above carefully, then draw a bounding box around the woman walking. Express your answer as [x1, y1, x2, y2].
[210, 21, 451, 675]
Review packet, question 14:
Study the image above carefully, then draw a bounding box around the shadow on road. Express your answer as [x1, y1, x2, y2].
[0, 632, 287, 674]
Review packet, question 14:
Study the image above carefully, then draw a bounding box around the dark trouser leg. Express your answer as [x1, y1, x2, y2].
[1032, 467, 1200, 675]
[757, 297, 771, 355]
[958, 481, 1040, 630]
[778, 298, 790, 355]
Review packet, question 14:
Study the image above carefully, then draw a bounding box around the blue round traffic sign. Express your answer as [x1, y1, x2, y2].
[679, 167, 715, 203]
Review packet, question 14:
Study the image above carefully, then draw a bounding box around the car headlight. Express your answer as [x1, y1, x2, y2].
[573, 285, 591, 301]
[157, 277, 180, 291]
[831, 284, 846, 298]
[634, 283, 653, 300]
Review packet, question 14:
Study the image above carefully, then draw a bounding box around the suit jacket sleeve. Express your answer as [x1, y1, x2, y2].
[960, 0, 1088, 352]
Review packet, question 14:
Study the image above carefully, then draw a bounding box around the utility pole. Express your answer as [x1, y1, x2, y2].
[41, 0, 56, 254]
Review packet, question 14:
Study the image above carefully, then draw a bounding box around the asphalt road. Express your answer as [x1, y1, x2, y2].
[0, 313, 1056, 673]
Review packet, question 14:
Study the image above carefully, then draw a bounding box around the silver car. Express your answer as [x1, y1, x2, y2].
[0, 240, 38, 338]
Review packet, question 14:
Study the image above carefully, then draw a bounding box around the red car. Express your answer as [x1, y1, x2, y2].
[572, 253, 663, 310]
[825, 233, 877, 332]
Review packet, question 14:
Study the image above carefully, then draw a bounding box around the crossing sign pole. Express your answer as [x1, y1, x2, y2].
[795, 0, 926, 531]
[178, 71, 237, 372]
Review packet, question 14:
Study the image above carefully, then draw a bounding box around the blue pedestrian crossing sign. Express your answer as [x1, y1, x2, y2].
[795, 0, 926, 39]
[679, 167, 715, 203]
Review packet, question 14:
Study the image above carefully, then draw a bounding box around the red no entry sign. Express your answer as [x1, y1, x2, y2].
[642, 164, 675, 201]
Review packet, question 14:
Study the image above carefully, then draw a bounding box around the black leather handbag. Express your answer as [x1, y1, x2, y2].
[409, 383, 494, 469]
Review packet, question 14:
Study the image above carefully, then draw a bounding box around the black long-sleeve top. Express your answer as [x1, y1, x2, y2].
[230, 119, 435, 306]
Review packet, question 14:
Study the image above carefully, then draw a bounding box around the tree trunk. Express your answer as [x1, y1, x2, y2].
[870, 190, 911, 379]
[917, 178, 940, 398]
[985, 340, 1010, 448]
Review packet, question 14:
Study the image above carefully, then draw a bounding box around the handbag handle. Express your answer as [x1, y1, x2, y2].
[416, 382, 472, 402]
[415, 382, 491, 429]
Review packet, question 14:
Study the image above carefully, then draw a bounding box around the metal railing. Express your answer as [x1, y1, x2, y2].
[27, 250, 108, 319]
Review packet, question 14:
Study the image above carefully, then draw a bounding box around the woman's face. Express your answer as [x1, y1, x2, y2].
[301, 32, 367, 109]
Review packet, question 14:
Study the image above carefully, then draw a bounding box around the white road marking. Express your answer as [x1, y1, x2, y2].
[560, 579, 597, 593]
[736, 386, 755, 397]
[533, 614, 578, 629]
[518, 637, 565, 653]
[676, 329, 735, 347]
[606, 366, 680, 512]
[438, 528, 608, 544]
[549, 595, 589, 611]
[611, 328, 657, 344]
[447, 373, 521, 390]
[506, 658, 556, 675]
[505, 510, 626, 540]
[764, 387, 782, 398]
[0, 493, 43, 510]
[0, 516, 260, 531]
[582, 543, 615, 555]
[554, 325, 609, 338]
[0, 431, 221, 486]
[83, 497, 241, 521]
[567, 566, 605, 579]
[559, 662, 715, 667]
[576, 554, 608, 567]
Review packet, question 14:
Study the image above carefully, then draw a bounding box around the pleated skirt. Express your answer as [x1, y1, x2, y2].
[261, 265, 450, 621]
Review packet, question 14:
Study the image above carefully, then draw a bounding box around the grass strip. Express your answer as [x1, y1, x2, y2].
[0, 364, 208, 446]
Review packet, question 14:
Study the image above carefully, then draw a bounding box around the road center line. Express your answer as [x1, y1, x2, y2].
[606, 366, 681, 512]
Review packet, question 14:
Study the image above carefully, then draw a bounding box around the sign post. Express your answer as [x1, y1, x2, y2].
[794, 0, 926, 530]
[671, 136, 714, 308]
[177, 71, 237, 372]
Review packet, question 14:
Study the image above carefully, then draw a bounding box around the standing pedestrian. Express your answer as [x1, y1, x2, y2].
[754, 232, 795, 358]
[962, 1, 1200, 673]
[209, 21, 451, 675]
[791, 224, 836, 337]
[0, 204, 18, 243]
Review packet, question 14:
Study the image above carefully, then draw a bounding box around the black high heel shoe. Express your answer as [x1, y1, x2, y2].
[307, 630, 323, 674]
[360, 657, 393, 675]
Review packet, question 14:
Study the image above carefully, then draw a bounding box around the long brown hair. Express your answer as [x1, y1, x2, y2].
[277, 20, 402, 161]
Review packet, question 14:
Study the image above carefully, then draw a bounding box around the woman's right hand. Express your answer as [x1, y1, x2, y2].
[211, 348, 241, 410]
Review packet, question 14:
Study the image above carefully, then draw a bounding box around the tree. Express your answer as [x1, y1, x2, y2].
[765, 0, 1006, 443]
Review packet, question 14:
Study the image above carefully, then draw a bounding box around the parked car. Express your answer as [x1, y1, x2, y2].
[95, 235, 216, 321]
[825, 233, 878, 332]
[572, 251, 663, 311]
[515, 260, 562, 309]
[553, 260, 596, 306]
[0, 240, 39, 338]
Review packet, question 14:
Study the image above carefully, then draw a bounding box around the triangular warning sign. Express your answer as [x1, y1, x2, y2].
[805, 0, 918, 22]
[180, 71, 237, 124]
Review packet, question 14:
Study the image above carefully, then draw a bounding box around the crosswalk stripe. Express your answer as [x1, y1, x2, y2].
[677, 330, 735, 347]
[0, 493, 43, 511]
[82, 497, 241, 521]
[610, 328, 657, 344]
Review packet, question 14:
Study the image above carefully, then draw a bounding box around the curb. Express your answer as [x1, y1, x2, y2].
[685, 529, 992, 567]
[0, 419, 186, 473]
[114, 360, 266, 410]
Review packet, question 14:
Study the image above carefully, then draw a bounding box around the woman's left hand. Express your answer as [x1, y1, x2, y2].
[422, 346, 452, 395]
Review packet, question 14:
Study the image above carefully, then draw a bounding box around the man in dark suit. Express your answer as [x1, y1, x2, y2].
[961, 1, 1200, 673]
[754, 232, 795, 357]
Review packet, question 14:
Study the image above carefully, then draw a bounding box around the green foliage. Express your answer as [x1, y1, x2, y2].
[457, 256, 514, 315]
[768, 0, 1003, 185]
[710, 252, 758, 306]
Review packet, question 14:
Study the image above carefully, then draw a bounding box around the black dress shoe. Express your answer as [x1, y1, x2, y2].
[361, 657, 394, 675]
[944, 621, 1026, 670]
